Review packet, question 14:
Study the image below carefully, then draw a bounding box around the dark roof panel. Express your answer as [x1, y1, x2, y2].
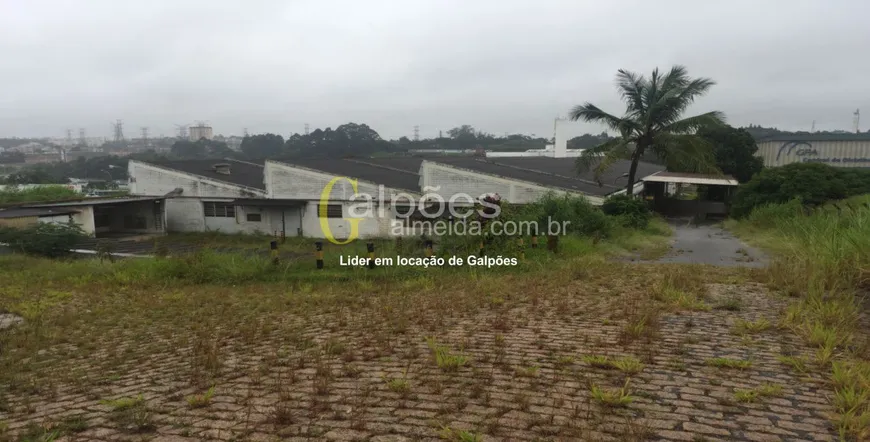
[280, 158, 421, 192]
[153, 159, 266, 190]
[0, 208, 79, 219]
[430, 157, 665, 196]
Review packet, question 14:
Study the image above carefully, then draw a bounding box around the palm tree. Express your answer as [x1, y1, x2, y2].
[570, 65, 725, 195]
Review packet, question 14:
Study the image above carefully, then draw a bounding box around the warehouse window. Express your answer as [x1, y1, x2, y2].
[246, 213, 262, 222]
[203, 202, 235, 218]
[318, 204, 343, 218]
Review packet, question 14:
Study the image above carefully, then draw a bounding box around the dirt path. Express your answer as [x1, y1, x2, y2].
[652, 220, 767, 267]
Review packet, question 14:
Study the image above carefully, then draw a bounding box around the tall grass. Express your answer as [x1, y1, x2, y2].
[0, 186, 81, 205]
[730, 195, 870, 439]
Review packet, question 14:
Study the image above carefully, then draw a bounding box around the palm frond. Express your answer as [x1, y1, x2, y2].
[575, 138, 633, 184]
[615, 69, 646, 114]
[659, 65, 689, 92]
[650, 133, 720, 174]
[648, 74, 717, 128]
[568, 103, 638, 134]
[660, 111, 726, 134]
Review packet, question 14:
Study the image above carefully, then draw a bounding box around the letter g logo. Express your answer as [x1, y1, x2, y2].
[319, 177, 363, 245]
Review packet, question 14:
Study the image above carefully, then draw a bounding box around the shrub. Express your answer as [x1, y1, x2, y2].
[731, 163, 870, 218]
[531, 192, 611, 237]
[0, 221, 88, 257]
[602, 195, 651, 229]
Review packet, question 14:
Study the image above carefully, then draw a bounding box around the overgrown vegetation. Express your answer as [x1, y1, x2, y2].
[729, 194, 870, 439]
[0, 222, 87, 257]
[0, 186, 81, 205]
[731, 163, 870, 218]
[601, 194, 652, 229]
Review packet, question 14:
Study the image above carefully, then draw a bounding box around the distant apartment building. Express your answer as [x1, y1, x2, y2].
[189, 123, 214, 141]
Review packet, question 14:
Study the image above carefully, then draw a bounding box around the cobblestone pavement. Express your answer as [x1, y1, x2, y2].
[653, 221, 768, 268]
[0, 274, 839, 441]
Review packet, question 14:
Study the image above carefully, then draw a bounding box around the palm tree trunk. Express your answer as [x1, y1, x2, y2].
[625, 147, 643, 196]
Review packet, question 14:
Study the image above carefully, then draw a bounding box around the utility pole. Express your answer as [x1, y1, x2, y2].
[413, 125, 420, 142]
[811, 120, 816, 132]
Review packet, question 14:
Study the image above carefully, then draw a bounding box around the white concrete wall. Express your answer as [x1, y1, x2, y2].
[265, 160, 415, 239]
[165, 198, 205, 232]
[265, 160, 418, 202]
[420, 161, 603, 205]
[38, 214, 74, 225]
[71, 206, 95, 236]
[164, 197, 306, 236]
[128, 161, 266, 198]
[298, 201, 396, 239]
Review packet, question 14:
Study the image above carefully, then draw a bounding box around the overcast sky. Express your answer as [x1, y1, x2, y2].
[2, 0, 869, 140]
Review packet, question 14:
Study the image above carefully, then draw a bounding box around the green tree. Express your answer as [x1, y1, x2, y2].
[170, 140, 207, 159]
[697, 125, 763, 183]
[730, 163, 870, 217]
[241, 134, 286, 158]
[570, 65, 725, 194]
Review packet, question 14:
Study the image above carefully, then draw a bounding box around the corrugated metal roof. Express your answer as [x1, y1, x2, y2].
[26, 196, 165, 208]
[0, 208, 79, 219]
[429, 157, 665, 196]
[276, 158, 422, 193]
[641, 171, 738, 186]
[150, 158, 266, 190]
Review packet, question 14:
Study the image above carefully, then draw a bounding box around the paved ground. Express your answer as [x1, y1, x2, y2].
[0, 312, 23, 331]
[652, 220, 767, 267]
[0, 268, 839, 441]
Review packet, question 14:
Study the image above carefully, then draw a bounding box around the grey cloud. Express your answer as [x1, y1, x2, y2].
[2, 0, 869, 140]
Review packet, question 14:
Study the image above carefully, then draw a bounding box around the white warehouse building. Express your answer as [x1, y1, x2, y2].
[127, 156, 663, 239]
[756, 134, 870, 168]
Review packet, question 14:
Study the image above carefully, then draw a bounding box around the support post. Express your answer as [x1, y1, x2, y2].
[270, 240, 279, 265]
[367, 241, 376, 269]
[425, 239, 434, 257]
[315, 241, 324, 269]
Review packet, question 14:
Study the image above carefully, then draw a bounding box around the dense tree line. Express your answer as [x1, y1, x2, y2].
[0, 119, 833, 187]
[0, 151, 168, 185]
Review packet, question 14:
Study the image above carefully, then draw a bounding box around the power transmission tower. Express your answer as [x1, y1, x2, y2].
[243, 127, 249, 137]
[141, 127, 149, 147]
[112, 120, 125, 142]
[174, 123, 189, 139]
[413, 126, 420, 141]
[78, 128, 87, 147]
[304, 123, 310, 136]
[65, 129, 73, 146]
[854, 109, 861, 134]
